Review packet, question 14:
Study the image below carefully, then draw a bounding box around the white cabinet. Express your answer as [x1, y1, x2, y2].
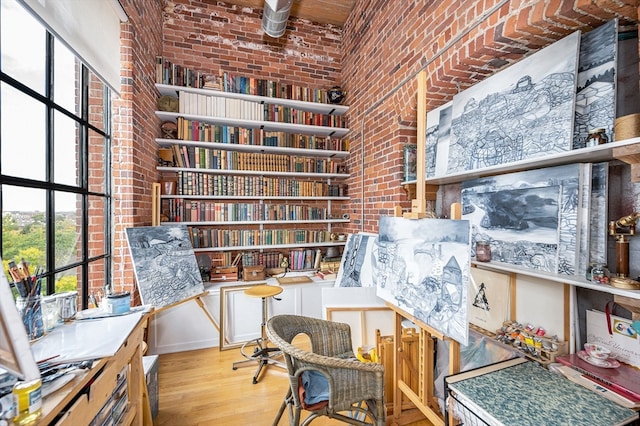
[147, 276, 335, 354]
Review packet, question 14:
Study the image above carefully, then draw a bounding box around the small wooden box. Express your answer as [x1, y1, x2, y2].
[210, 266, 238, 282]
[243, 265, 265, 281]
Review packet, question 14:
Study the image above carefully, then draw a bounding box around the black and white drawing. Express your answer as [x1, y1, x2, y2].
[425, 101, 452, 178]
[334, 233, 377, 287]
[468, 268, 510, 332]
[373, 217, 470, 345]
[126, 225, 204, 307]
[573, 19, 617, 149]
[461, 163, 585, 275]
[590, 163, 609, 264]
[444, 31, 580, 174]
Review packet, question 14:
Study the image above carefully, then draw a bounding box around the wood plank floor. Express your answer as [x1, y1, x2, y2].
[154, 343, 435, 425]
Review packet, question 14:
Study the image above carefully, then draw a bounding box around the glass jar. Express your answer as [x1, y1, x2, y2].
[586, 128, 608, 147]
[476, 241, 491, 262]
[15, 296, 44, 340]
[591, 263, 608, 284]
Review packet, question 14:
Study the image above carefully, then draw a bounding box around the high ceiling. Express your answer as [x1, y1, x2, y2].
[219, 0, 356, 26]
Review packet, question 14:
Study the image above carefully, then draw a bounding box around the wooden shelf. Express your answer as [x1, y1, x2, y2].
[160, 194, 349, 201]
[156, 111, 349, 138]
[156, 83, 349, 116]
[408, 137, 640, 185]
[193, 241, 346, 252]
[157, 166, 349, 179]
[162, 218, 350, 225]
[472, 260, 640, 300]
[156, 138, 349, 159]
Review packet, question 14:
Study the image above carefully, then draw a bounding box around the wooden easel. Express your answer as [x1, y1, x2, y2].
[388, 70, 461, 426]
[149, 183, 221, 335]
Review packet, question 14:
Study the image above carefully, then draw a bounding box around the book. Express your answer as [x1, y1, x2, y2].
[317, 270, 337, 280]
[556, 353, 640, 400]
[555, 365, 640, 409]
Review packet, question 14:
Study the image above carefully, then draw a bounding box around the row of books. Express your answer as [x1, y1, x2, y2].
[178, 91, 346, 128]
[188, 227, 332, 249]
[162, 200, 328, 223]
[288, 248, 322, 271]
[155, 57, 338, 104]
[174, 171, 342, 197]
[241, 251, 284, 268]
[169, 144, 341, 173]
[175, 118, 349, 151]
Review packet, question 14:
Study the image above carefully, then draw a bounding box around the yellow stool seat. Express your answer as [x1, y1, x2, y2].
[244, 284, 283, 298]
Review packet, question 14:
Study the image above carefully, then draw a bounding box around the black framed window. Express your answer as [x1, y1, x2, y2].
[0, 1, 112, 309]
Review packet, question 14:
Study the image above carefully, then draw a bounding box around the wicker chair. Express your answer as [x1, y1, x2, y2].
[266, 314, 385, 426]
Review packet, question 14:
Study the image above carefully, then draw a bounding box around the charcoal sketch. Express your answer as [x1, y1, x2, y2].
[374, 217, 470, 345]
[573, 19, 617, 149]
[426, 101, 452, 178]
[334, 233, 377, 287]
[446, 31, 580, 174]
[461, 163, 584, 275]
[126, 225, 204, 307]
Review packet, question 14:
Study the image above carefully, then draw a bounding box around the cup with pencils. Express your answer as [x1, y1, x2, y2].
[8, 259, 44, 340]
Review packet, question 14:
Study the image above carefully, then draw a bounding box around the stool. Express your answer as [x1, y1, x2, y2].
[232, 284, 285, 384]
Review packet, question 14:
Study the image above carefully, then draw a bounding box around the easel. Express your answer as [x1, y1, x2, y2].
[388, 71, 460, 426]
[151, 291, 220, 332]
[149, 183, 221, 335]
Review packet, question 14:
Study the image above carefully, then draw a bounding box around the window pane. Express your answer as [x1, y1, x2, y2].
[54, 39, 81, 116]
[55, 191, 81, 269]
[88, 258, 107, 304]
[88, 71, 107, 132]
[54, 110, 80, 186]
[88, 129, 107, 193]
[55, 265, 79, 298]
[88, 195, 106, 258]
[1, 83, 46, 180]
[1, 186, 46, 267]
[0, 1, 46, 94]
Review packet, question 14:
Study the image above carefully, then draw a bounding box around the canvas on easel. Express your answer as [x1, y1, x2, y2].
[126, 225, 205, 308]
[0, 256, 40, 381]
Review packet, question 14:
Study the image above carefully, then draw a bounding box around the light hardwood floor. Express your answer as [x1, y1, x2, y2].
[154, 343, 434, 425]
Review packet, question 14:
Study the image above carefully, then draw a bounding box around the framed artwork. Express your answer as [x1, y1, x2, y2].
[0, 260, 40, 381]
[374, 216, 471, 345]
[334, 233, 378, 288]
[573, 19, 617, 149]
[445, 31, 580, 174]
[426, 101, 452, 178]
[403, 144, 417, 182]
[125, 225, 205, 308]
[461, 163, 585, 275]
[219, 284, 257, 351]
[468, 268, 511, 333]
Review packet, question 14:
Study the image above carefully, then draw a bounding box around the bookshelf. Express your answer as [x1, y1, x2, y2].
[155, 81, 350, 275]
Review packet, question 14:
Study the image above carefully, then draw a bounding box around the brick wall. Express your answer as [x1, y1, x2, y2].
[113, 0, 164, 297]
[342, 0, 638, 232]
[115, 0, 639, 292]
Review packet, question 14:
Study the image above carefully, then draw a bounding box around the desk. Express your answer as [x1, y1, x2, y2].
[445, 358, 638, 426]
[27, 312, 152, 425]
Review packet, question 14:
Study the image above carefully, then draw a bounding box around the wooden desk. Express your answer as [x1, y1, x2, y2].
[28, 312, 152, 426]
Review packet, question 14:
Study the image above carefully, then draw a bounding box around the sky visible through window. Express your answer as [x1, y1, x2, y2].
[1, 0, 77, 213]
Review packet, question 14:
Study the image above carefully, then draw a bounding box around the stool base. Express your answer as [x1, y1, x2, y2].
[232, 337, 285, 384]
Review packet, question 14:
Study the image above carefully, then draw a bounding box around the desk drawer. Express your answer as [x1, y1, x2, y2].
[54, 393, 89, 426]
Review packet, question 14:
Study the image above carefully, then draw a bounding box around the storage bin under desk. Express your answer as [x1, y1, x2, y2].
[445, 358, 638, 426]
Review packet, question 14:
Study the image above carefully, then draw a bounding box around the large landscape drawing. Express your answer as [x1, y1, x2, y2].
[445, 31, 580, 174]
[461, 163, 584, 275]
